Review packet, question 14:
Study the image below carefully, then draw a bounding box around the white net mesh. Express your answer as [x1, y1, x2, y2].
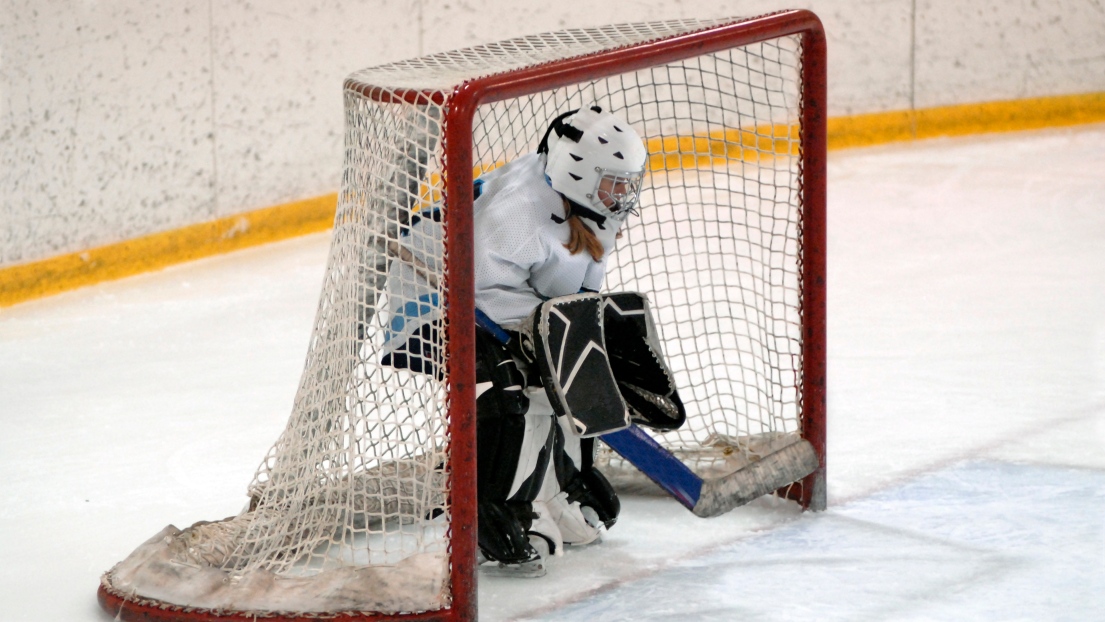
[101, 14, 814, 619]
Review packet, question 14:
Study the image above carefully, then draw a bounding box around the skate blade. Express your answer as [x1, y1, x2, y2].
[480, 558, 547, 578]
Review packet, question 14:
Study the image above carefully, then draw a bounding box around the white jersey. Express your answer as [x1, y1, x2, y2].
[383, 154, 608, 553]
[382, 152, 613, 355]
[473, 152, 610, 328]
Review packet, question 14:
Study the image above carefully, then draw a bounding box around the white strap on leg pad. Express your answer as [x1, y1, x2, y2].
[529, 293, 630, 437]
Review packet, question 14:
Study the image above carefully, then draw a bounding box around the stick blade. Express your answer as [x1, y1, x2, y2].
[692, 439, 819, 518]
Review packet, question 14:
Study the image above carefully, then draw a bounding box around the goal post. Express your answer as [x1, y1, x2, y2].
[98, 10, 826, 622]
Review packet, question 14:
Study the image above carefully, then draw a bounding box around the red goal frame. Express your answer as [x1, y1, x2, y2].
[98, 9, 826, 622]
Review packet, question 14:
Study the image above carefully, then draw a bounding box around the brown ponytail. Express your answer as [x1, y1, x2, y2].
[562, 199, 604, 262]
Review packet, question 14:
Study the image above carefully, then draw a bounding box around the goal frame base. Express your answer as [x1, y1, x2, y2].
[97, 583, 453, 622]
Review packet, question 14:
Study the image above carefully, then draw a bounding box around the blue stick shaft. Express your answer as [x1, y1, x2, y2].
[601, 425, 703, 510]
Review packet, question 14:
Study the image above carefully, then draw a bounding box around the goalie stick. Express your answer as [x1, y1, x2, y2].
[601, 425, 819, 517]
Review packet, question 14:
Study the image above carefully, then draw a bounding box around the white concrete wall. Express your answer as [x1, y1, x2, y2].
[3, 0, 1104, 268]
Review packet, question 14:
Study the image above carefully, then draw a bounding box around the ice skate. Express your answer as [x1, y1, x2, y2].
[479, 535, 549, 578]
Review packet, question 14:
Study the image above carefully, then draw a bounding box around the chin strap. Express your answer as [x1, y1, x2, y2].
[565, 198, 608, 229]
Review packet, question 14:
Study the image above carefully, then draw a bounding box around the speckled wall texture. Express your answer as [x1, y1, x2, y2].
[2, 0, 1103, 267]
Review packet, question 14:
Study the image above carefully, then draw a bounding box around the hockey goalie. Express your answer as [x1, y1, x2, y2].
[383, 105, 686, 576]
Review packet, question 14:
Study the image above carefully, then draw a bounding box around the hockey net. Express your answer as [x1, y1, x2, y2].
[99, 11, 826, 622]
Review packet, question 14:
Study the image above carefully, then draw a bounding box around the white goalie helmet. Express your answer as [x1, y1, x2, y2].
[540, 105, 648, 225]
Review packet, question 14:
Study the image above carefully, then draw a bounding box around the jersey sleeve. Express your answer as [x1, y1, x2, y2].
[382, 209, 444, 355]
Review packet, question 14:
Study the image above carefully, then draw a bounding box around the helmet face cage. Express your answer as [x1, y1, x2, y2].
[589, 167, 644, 221]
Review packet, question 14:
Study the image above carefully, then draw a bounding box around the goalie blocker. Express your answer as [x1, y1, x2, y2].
[526, 292, 686, 437]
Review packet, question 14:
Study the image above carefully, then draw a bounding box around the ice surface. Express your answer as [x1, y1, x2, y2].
[532, 462, 1105, 621]
[1, 124, 1103, 621]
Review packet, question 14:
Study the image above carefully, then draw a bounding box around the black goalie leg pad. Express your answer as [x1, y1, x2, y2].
[477, 501, 539, 565]
[477, 413, 551, 502]
[475, 326, 529, 417]
[530, 293, 630, 437]
[566, 468, 620, 530]
[476, 396, 553, 564]
[602, 292, 686, 430]
[555, 434, 621, 530]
